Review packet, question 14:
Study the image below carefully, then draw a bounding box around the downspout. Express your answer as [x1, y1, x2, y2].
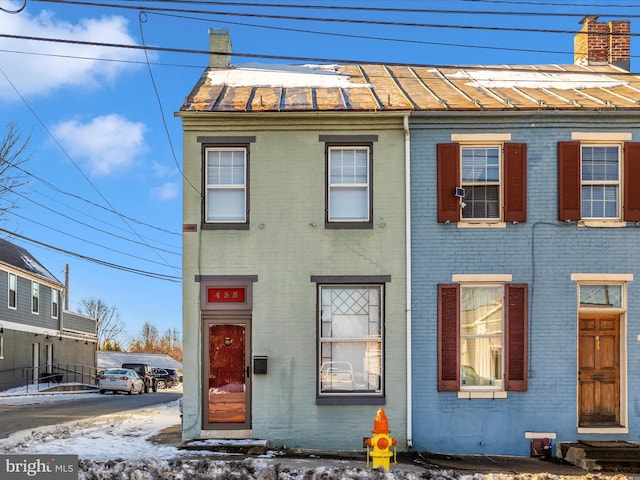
[403, 114, 413, 449]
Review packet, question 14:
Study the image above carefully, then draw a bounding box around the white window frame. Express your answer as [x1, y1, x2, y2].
[571, 273, 632, 434]
[0, 336, 4, 359]
[459, 283, 505, 392]
[317, 284, 383, 398]
[580, 143, 622, 221]
[460, 144, 503, 222]
[8, 273, 16, 310]
[327, 146, 371, 223]
[204, 147, 247, 224]
[51, 289, 59, 319]
[32, 281, 39, 315]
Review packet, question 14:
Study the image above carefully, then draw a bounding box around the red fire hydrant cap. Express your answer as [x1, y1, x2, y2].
[372, 408, 391, 434]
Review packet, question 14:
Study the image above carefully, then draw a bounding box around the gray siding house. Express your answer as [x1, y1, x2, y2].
[0, 238, 97, 390]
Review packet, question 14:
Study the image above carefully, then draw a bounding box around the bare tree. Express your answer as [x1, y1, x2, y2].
[79, 297, 126, 349]
[0, 123, 31, 218]
[129, 322, 182, 362]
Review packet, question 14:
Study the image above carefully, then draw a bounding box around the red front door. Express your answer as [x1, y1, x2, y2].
[205, 322, 250, 427]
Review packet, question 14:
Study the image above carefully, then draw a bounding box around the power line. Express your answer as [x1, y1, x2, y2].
[0, 66, 180, 272]
[3, 32, 640, 74]
[7, 209, 181, 270]
[31, 0, 640, 35]
[102, 0, 640, 18]
[0, 227, 181, 282]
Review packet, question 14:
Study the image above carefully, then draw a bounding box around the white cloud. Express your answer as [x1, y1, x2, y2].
[0, 2, 147, 99]
[53, 114, 148, 176]
[152, 182, 179, 201]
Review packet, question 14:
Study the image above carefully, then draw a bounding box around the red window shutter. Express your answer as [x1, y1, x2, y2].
[503, 143, 527, 223]
[437, 143, 460, 223]
[438, 284, 460, 391]
[505, 284, 528, 392]
[558, 141, 581, 221]
[624, 142, 640, 222]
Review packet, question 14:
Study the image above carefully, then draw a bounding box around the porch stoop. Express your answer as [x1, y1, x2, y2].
[557, 441, 640, 472]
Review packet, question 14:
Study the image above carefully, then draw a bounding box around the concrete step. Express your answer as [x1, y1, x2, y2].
[179, 438, 268, 455]
[558, 441, 640, 472]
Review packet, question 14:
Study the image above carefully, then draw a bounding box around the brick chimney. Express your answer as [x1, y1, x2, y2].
[574, 16, 631, 71]
[209, 28, 231, 68]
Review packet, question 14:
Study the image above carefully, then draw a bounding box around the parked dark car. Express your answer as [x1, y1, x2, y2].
[153, 368, 179, 389]
[121, 363, 157, 393]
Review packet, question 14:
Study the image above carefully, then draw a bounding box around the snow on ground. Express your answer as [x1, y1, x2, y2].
[0, 385, 629, 479]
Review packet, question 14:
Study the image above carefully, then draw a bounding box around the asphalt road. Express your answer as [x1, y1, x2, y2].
[0, 390, 182, 439]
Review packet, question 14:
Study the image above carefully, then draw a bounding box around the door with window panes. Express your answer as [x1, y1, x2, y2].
[577, 284, 622, 427]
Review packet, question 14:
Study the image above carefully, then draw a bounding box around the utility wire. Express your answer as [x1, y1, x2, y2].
[4, 33, 640, 74]
[0, 227, 181, 282]
[0, 66, 179, 272]
[138, 11, 200, 196]
[31, 0, 640, 35]
[15, 192, 181, 256]
[104, 0, 640, 19]
[7, 210, 181, 269]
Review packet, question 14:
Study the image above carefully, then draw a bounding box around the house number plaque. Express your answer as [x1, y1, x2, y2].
[208, 287, 246, 303]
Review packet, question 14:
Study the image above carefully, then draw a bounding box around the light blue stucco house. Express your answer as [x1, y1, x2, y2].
[409, 17, 640, 456]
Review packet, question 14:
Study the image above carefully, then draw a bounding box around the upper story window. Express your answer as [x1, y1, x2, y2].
[320, 135, 377, 229]
[461, 146, 501, 220]
[327, 146, 372, 226]
[582, 145, 621, 219]
[438, 277, 528, 396]
[32, 281, 39, 314]
[559, 138, 640, 223]
[8, 273, 16, 310]
[52, 289, 60, 319]
[205, 147, 248, 225]
[437, 137, 527, 225]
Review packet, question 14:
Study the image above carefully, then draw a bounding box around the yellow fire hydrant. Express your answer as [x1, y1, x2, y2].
[364, 408, 397, 471]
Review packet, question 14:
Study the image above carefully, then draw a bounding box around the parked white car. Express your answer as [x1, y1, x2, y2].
[98, 368, 145, 395]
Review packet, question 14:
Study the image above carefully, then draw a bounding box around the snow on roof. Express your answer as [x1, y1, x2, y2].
[449, 69, 629, 90]
[98, 351, 182, 369]
[0, 237, 61, 284]
[207, 63, 369, 88]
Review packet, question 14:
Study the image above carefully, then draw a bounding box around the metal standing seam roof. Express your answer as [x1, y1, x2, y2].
[181, 63, 640, 113]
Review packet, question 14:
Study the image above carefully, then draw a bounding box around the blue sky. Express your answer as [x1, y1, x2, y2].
[0, 0, 638, 344]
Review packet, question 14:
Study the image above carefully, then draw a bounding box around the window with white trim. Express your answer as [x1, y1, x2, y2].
[205, 147, 247, 224]
[318, 284, 383, 398]
[460, 285, 503, 387]
[327, 146, 371, 225]
[51, 289, 59, 319]
[558, 140, 640, 222]
[8, 273, 16, 310]
[32, 281, 39, 314]
[581, 145, 621, 219]
[438, 281, 528, 393]
[461, 146, 501, 220]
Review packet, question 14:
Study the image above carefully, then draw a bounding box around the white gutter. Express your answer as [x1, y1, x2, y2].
[403, 114, 413, 449]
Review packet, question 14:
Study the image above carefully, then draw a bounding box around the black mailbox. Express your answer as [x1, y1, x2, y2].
[253, 356, 268, 374]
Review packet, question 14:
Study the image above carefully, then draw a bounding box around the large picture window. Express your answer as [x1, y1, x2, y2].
[205, 147, 247, 224]
[318, 285, 383, 399]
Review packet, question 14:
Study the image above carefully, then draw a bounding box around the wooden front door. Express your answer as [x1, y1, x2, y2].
[204, 321, 250, 428]
[578, 314, 620, 426]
